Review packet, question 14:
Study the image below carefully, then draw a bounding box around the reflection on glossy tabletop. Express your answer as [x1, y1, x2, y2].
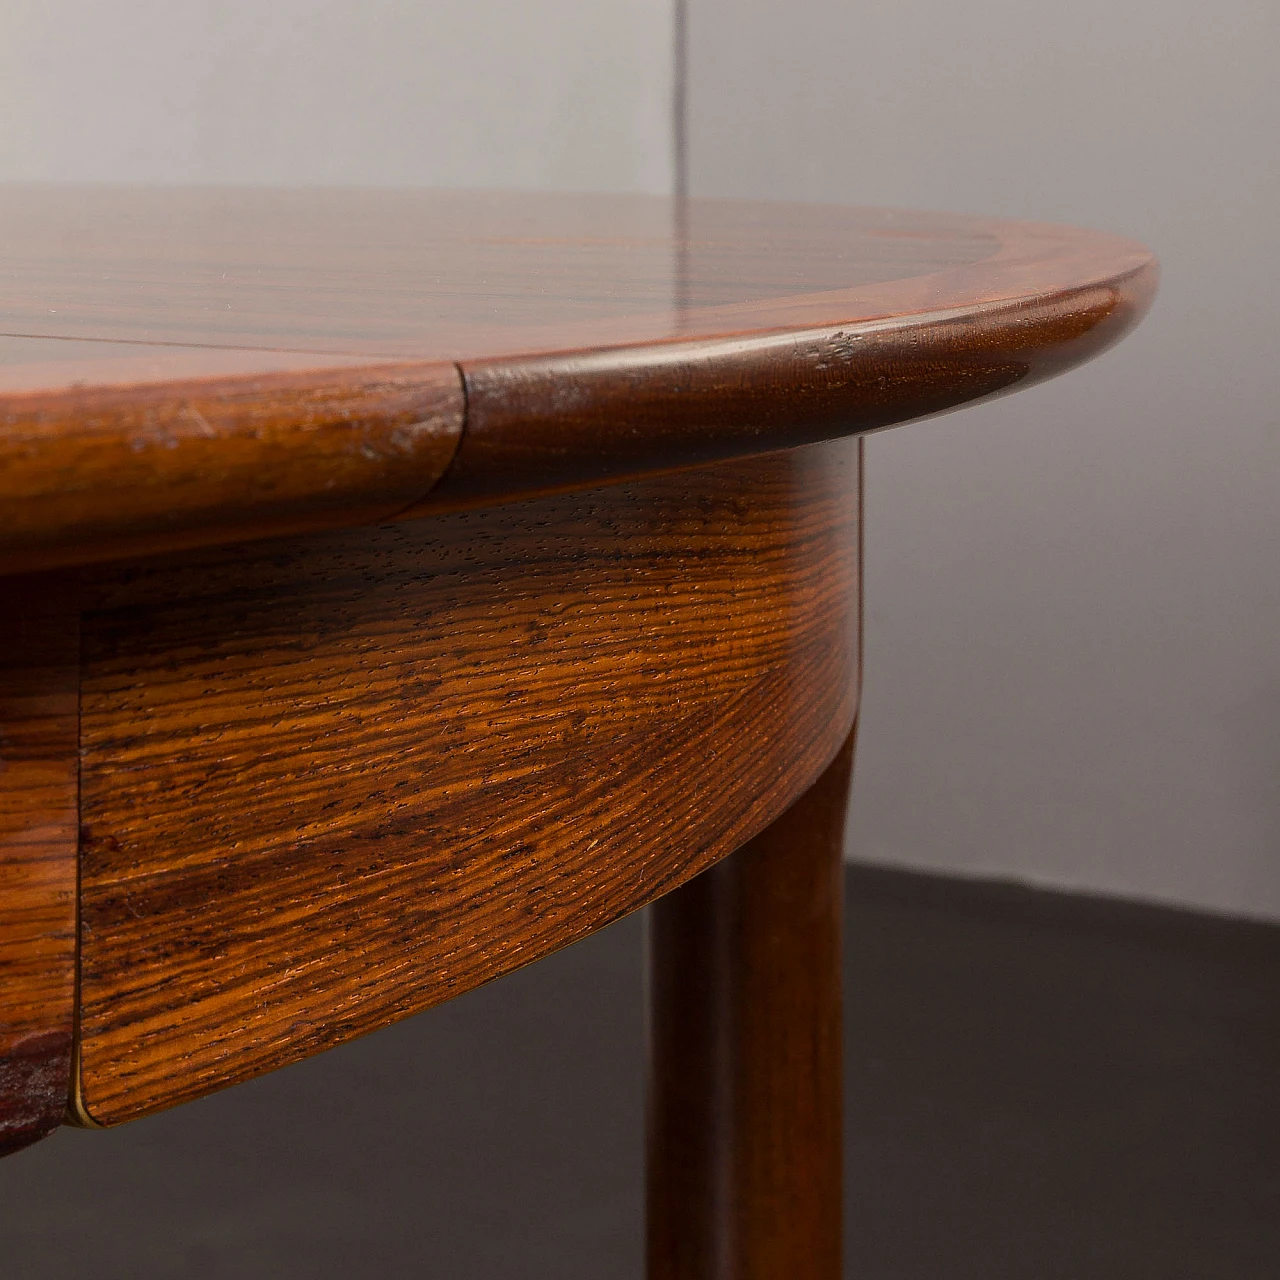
[1, 188, 1155, 572]
[0, 188, 1149, 360]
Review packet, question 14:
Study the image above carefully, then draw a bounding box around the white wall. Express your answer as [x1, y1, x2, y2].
[0, 0, 674, 192]
[689, 0, 1280, 919]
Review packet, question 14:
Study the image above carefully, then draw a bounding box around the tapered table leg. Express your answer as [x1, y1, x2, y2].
[646, 726, 855, 1280]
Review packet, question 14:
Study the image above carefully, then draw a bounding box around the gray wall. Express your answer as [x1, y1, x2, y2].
[689, 0, 1280, 918]
[0, 0, 674, 192]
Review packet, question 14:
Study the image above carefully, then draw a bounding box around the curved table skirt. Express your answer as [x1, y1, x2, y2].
[58, 436, 863, 1126]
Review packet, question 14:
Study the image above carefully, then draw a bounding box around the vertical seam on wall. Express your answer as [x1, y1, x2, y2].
[673, 0, 688, 205]
[673, 0, 690, 322]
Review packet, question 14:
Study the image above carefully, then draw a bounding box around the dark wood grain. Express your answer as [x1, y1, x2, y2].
[0, 582, 78, 1156]
[0, 363, 464, 574]
[647, 724, 856, 1280]
[73, 439, 861, 1125]
[0, 187, 1157, 570]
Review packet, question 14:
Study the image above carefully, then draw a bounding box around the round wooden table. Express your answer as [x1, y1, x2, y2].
[0, 188, 1155, 1276]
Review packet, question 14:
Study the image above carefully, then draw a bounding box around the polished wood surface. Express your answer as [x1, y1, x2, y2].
[0, 364, 463, 574]
[0, 189, 1152, 359]
[648, 725, 856, 1280]
[74, 440, 860, 1125]
[0, 584, 78, 1156]
[1, 187, 1156, 569]
[422, 284, 1137, 512]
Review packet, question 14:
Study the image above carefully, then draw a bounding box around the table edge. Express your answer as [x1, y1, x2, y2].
[0, 246, 1157, 575]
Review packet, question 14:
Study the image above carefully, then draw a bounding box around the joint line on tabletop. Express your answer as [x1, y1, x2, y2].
[0, 329, 406, 361]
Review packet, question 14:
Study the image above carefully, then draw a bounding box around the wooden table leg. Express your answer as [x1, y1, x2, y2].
[646, 725, 855, 1280]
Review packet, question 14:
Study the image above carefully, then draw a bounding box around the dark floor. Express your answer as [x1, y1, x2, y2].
[2, 866, 1278, 1279]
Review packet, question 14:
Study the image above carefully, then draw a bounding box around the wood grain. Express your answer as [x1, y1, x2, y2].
[419, 282, 1146, 511]
[646, 725, 855, 1280]
[0, 363, 464, 574]
[0, 190, 1149, 360]
[74, 439, 861, 1125]
[0, 581, 78, 1156]
[0, 187, 1157, 570]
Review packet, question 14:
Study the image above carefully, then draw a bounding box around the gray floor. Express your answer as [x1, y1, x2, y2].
[2, 867, 1277, 1278]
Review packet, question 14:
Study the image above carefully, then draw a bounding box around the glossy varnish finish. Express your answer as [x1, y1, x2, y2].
[0, 188, 1157, 570]
[647, 727, 855, 1280]
[0, 364, 463, 574]
[74, 440, 861, 1124]
[0, 190, 1150, 360]
[423, 285, 1139, 512]
[0, 583, 78, 1155]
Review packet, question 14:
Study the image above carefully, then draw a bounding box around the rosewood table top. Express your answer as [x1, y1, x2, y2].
[0, 186, 1154, 1277]
[1, 187, 1155, 574]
